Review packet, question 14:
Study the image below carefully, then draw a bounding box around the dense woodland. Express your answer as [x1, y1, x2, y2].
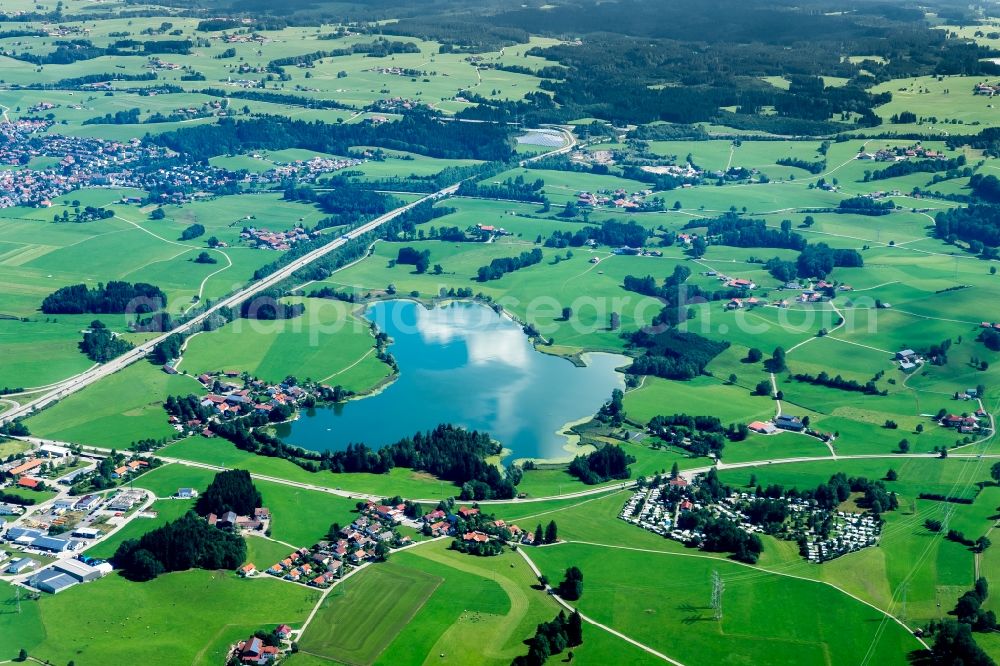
[196, 469, 263, 517]
[153, 111, 514, 163]
[627, 327, 730, 380]
[79, 320, 133, 363]
[568, 444, 635, 485]
[41, 281, 166, 314]
[112, 511, 247, 581]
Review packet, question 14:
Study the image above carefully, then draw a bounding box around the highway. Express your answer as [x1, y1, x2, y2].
[0, 126, 576, 427]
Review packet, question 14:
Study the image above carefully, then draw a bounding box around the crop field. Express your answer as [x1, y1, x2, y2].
[297, 562, 444, 665]
[295, 540, 659, 666]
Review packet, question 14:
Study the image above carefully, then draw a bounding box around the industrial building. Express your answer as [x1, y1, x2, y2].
[28, 568, 78, 594]
[53, 558, 108, 582]
[7, 557, 37, 574]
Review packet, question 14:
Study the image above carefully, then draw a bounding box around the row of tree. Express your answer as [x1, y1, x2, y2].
[476, 248, 543, 282]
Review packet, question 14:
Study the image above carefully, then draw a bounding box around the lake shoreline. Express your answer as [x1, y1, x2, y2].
[276, 299, 628, 460]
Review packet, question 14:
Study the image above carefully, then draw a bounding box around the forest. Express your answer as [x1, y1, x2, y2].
[195, 469, 263, 517]
[152, 110, 514, 163]
[41, 281, 166, 314]
[112, 511, 247, 581]
[626, 328, 730, 380]
[79, 320, 134, 363]
[477, 0, 996, 127]
[568, 444, 635, 485]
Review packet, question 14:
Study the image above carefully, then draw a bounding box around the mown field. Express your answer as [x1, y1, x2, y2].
[0, 572, 320, 665]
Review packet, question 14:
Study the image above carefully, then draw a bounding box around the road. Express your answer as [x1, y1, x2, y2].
[0, 127, 576, 428]
[14, 434, 998, 509]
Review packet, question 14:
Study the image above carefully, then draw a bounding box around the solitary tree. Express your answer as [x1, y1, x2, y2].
[545, 520, 558, 544]
[768, 346, 787, 372]
[558, 566, 584, 600]
[898, 439, 910, 453]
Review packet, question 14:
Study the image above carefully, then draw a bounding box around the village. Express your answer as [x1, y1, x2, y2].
[575, 188, 667, 212]
[857, 142, 947, 161]
[620, 473, 883, 563]
[0, 119, 365, 209]
[161, 370, 333, 436]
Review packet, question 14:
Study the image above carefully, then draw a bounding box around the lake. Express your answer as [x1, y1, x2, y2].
[276, 299, 629, 460]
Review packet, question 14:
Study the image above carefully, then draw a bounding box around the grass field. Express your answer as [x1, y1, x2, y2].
[0, 570, 320, 665]
[160, 436, 455, 499]
[8, 10, 1000, 666]
[25, 361, 193, 447]
[180, 297, 392, 388]
[529, 542, 921, 666]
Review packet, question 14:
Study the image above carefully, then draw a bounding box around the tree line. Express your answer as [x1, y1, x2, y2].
[476, 248, 543, 282]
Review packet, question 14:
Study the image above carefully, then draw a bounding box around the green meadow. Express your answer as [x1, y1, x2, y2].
[160, 435, 455, 499]
[529, 542, 921, 666]
[180, 297, 392, 388]
[0, 572, 319, 665]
